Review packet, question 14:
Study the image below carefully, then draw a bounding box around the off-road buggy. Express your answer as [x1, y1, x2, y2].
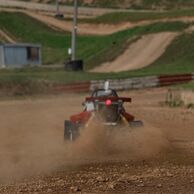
[64, 82, 143, 141]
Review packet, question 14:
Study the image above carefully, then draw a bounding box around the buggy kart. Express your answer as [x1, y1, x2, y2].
[64, 82, 143, 141]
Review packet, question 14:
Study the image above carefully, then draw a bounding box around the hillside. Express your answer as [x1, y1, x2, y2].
[1, 2, 194, 82]
[0, 10, 194, 84]
[20, 0, 194, 9]
[0, 11, 190, 69]
[14, 9, 194, 36]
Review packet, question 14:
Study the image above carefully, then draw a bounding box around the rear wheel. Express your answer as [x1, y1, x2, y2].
[64, 120, 80, 141]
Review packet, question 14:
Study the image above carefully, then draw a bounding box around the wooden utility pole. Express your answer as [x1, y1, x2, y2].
[56, 0, 60, 15]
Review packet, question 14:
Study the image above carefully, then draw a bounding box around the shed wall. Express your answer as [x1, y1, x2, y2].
[0, 46, 5, 67]
[4, 46, 26, 67]
[4, 46, 41, 67]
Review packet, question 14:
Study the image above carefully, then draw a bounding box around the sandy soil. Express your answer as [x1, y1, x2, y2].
[0, 88, 194, 193]
[91, 32, 177, 72]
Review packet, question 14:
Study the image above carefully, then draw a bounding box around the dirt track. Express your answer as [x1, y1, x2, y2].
[91, 32, 177, 72]
[0, 8, 189, 71]
[23, 13, 194, 35]
[0, 9, 180, 71]
[1, 8, 194, 71]
[0, 88, 194, 193]
[0, 0, 128, 17]
[2, 8, 194, 36]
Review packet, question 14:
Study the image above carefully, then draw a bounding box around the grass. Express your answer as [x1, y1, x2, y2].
[0, 11, 190, 68]
[141, 32, 194, 74]
[0, 34, 7, 43]
[134, 0, 194, 10]
[18, 0, 194, 10]
[0, 67, 159, 84]
[175, 81, 194, 90]
[80, 9, 194, 24]
[0, 39, 4, 43]
[0, 57, 192, 84]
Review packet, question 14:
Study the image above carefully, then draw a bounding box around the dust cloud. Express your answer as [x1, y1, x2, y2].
[0, 94, 172, 183]
[70, 122, 171, 161]
[0, 121, 65, 183]
[0, 117, 170, 183]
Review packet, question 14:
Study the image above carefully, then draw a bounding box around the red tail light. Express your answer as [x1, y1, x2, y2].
[105, 99, 112, 106]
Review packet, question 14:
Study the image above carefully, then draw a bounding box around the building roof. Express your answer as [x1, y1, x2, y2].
[0, 43, 41, 48]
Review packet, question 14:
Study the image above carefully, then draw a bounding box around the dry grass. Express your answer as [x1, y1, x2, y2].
[166, 88, 194, 107]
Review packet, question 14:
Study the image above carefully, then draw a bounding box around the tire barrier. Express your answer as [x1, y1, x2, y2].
[52, 73, 194, 93]
[90, 76, 159, 91]
[53, 82, 90, 93]
[159, 74, 193, 86]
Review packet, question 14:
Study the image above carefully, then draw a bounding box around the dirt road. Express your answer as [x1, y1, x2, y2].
[3, 8, 194, 35]
[0, 88, 194, 193]
[0, 0, 127, 17]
